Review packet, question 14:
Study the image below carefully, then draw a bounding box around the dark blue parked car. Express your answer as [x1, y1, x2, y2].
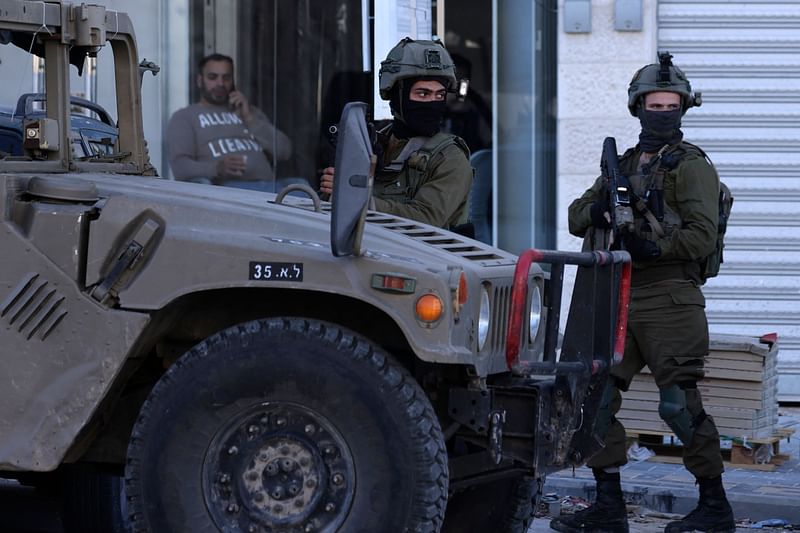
[0, 93, 118, 159]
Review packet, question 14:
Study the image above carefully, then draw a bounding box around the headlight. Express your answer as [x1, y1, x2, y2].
[528, 284, 542, 344]
[478, 286, 490, 350]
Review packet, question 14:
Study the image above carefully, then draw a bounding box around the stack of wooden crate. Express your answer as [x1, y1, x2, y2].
[619, 333, 780, 440]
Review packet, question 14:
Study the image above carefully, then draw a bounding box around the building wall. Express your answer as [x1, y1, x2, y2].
[556, 0, 657, 254]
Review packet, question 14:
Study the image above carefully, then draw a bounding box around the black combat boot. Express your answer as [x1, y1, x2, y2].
[550, 469, 629, 533]
[664, 475, 735, 533]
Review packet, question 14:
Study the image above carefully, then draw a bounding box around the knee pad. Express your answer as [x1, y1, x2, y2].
[658, 383, 707, 445]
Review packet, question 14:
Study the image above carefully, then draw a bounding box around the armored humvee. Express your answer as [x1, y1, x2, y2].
[0, 2, 631, 532]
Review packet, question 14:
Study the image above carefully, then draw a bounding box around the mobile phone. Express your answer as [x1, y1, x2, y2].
[229, 83, 238, 110]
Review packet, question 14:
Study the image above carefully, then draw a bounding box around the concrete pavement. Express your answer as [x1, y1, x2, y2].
[538, 407, 800, 529]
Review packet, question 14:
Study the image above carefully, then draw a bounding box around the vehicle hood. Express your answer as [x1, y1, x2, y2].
[74, 175, 517, 309]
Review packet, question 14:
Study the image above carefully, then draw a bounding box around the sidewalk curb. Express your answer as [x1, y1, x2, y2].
[543, 474, 800, 523]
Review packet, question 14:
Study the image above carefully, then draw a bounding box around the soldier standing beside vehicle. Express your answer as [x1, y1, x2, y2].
[552, 54, 735, 533]
[166, 53, 292, 190]
[319, 38, 473, 230]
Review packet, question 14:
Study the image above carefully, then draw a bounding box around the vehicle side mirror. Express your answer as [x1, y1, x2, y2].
[330, 102, 375, 257]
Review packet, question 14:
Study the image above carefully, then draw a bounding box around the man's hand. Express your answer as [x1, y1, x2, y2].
[622, 232, 661, 261]
[228, 90, 253, 123]
[216, 154, 248, 180]
[590, 199, 612, 229]
[319, 166, 335, 197]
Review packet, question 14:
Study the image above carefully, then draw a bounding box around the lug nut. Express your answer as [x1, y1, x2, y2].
[304, 424, 316, 435]
[228, 446, 239, 455]
[325, 502, 335, 512]
[226, 503, 240, 513]
[331, 473, 344, 486]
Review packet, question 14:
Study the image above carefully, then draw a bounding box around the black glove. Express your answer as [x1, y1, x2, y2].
[590, 199, 612, 229]
[622, 232, 661, 261]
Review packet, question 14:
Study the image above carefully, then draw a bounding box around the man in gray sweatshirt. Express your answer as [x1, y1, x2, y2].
[166, 53, 292, 190]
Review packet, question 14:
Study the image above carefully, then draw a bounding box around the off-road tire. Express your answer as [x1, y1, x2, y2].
[124, 317, 448, 532]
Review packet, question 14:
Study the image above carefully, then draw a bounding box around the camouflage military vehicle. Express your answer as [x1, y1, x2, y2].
[0, 2, 630, 532]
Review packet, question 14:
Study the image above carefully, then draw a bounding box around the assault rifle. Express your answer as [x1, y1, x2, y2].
[600, 137, 635, 247]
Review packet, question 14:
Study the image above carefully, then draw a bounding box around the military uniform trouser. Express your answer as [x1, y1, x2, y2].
[587, 281, 724, 479]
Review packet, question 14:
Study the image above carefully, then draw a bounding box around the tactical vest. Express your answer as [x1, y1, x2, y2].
[622, 142, 732, 281]
[373, 131, 471, 225]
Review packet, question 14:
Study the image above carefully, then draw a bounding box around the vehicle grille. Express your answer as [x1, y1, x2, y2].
[364, 212, 515, 263]
[489, 282, 512, 356]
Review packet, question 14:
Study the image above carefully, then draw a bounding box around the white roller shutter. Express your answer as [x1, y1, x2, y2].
[658, 1, 800, 401]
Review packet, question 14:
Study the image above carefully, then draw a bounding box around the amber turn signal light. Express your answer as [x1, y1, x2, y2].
[415, 293, 444, 323]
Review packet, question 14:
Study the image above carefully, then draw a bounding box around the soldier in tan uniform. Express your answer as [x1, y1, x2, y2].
[320, 38, 472, 230]
[551, 54, 734, 533]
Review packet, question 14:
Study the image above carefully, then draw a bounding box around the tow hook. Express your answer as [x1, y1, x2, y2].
[488, 409, 506, 464]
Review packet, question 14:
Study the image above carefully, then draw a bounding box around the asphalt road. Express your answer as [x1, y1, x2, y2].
[0, 479, 63, 533]
[530, 510, 790, 533]
[1, 479, 787, 533]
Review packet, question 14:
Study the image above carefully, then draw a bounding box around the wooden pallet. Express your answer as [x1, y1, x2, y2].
[626, 427, 795, 471]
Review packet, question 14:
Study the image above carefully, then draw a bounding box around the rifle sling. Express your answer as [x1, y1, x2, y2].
[632, 195, 665, 238]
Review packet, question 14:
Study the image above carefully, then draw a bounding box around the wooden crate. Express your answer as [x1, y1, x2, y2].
[628, 427, 794, 470]
[618, 333, 780, 440]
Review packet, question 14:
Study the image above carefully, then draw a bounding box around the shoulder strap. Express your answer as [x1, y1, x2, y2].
[381, 132, 468, 176]
[382, 136, 428, 172]
[407, 133, 469, 172]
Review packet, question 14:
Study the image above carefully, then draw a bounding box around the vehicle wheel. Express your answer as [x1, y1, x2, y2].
[441, 475, 540, 533]
[125, 318, 448, 533]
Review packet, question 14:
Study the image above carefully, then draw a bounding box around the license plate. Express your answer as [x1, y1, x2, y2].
[249, 262, 303, 281]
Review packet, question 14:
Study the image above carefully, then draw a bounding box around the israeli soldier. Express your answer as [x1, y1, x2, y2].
[552, 54, 734, 533]
[320, 38, 472, 230]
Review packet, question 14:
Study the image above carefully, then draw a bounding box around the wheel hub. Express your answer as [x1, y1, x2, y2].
[204, 402, 354, 532]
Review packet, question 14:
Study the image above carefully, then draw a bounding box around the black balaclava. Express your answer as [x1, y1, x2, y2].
[389, 78, 448, 138]
[637, 104, 683, 153]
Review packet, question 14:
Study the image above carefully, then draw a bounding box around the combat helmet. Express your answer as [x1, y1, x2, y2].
[627, 52, 702, 116]
[379, 37, 457, 101]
